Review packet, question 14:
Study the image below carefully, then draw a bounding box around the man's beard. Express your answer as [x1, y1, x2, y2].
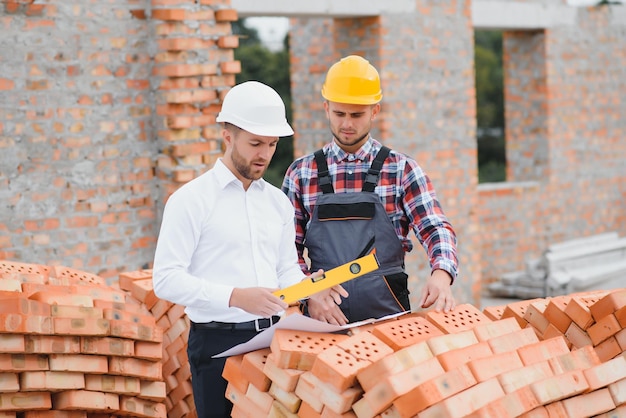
[232, 144, 267, 181]
[331, 126, 369, 149]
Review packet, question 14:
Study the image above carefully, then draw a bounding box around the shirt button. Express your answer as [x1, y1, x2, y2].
[348, 170, 353, 175]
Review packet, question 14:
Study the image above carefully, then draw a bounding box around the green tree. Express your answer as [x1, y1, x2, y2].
[232, 19, 293, 187]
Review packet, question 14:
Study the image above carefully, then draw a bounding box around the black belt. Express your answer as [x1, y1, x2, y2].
[190, 316, 280, 332]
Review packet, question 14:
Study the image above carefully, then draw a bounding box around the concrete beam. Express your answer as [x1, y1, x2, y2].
[231, 0, 583, 29]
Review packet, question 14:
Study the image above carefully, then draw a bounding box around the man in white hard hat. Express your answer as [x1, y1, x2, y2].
[152, 81, 331, 418]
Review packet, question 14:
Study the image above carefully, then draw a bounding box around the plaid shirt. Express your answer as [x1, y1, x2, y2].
[281, 137, 458, 281]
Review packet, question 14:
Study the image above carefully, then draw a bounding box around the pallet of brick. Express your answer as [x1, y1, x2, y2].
[117, 269, 196, 418]
[0, 260, 166, 417]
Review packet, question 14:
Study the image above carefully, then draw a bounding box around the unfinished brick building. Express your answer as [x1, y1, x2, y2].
[0, 0, 625, 306]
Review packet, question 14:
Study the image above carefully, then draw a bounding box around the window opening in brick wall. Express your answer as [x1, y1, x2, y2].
[474, 30, 506, 183]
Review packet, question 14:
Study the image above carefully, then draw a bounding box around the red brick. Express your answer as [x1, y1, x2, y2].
[426, 329, 479, 355]
[356, 340, 434, 391]
[49, 353, 108, 374]
[0, 353, 48, 372]
[0, 296, 50, 316]
[311, 344, 371, 392]
[548, 344, 601, 374]
[370, 314, 444, 350]
[564, 321, 593, 349]
[516, 336, 571, 366]
[467, 348, 524, 382]
[487, 326, 539, 354]
[81, 336, 134, 357]
[417, 377, 505, 418]
[529, 369, 589, 404]
[423, 303, 492, 334]
[119, 396, 166, 417]
[270, 329, 348, 371]
[294, 372, 324, 413]
[590, 289, 626, 322]
[497, 360, 553, 393]
[222, 354, 247, 394]
[241, 348, 271, 391]
[294, 370, 360, 415]
[225, 382, 261, 416]
[0, 373, 19, 392]
[20, 371, 84, 391]
[0, 392, 51, 411]
[24, 335, 80, 354]
[52, 390, 119, 412]
[245, 382, 273, 413]
[523, 300, 550, 334]
[615, 305, 626, 328]
[51, 305, 103, 319]
[562, 388, 616, 418]
[437, 340, 492, 371]
[564, 296, 597, 330]
[135, 341, 163, 361]
[0, 334, 25, 353]
[0, 313, 53, 334]
[53, 317, 110, 336]
[587, 313, 621, 345]
[84, 374, 140, 395]
[262, 353, 304, 392]
[543, 296, 572, 333]
[482, 304, 505, 321]
[392, 364, 478, 417]
[353, 356, 444, 418]
[501, 299, 538, 328]
[109, 356, 162, 380]
[472, 316, 521, 341]
[214, 8, 237, 21]
[594, 336, 622, 362]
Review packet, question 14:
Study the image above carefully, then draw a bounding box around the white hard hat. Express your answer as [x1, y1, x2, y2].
[216, 81, 294, 137]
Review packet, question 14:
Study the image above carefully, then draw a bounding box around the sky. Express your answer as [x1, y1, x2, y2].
[245, 17, 290, 51]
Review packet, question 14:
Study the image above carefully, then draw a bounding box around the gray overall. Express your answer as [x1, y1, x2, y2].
[305, 146, 410, 323]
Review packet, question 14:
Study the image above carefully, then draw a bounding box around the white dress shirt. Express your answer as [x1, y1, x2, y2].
[152, 159, 305, 323]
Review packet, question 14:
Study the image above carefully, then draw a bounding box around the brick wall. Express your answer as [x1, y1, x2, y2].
[1, 1, 624, 306]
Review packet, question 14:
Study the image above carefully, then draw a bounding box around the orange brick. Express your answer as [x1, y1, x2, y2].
[85, 374, 140, 395]
[370, 315, 444, 350]
[564, 296, 597, 330]
[0, 392, 51, 411]
[292, 370, 360, 415]
[615, 305, 626, 328]
[49, 265, 105, 286]
[353, 356, 444, 418]
[297, 401, 322, 418]
[241, 348, 271, 392]
[311, 344, 370, 392]
[392, 364, 478, 417]
[523, 300, 550, 334]
[134, 341, 162, 361]
[271, 329, 348, 371]
[356, 340, 433, 391]
[594, 336, 622, 362]
[482, 304, 505, 321]
[497, 361, 554, 393]
[562, 388, 615, 418]
[50, 304, 103, 318]
[587, 313, 621, 345]
[470, 386, 539, 418]
[110, 319, 163, 343]
[501, 299, 538, 328]
[467, 348, 524, 382]
[19, 371, 84, 391]
[426, 329, 479, 355]
[539, 323, 568, 347]
[81, 336, 134, 357]
[0, 334, 25, 353]
[225, 382, 259, 417]
[53, 317, 110, 336]
[103, 308, 156, 327]
[564, 321, 593, 349]
[437, 340, 492, 371]
[0, 353, 48, 372]
[548, 344, 601, 374]
[109, 356, 162, 381]
[487, 326, 539, 354]
[25, 335, 80, 354]
[214, 8, 237, 21]
[472, 316, 521, 342]
[543, 401, 568, 417]
[222, 354, 247, 394]
[0, 296, 50, 316]
[139, 380, 166, 401]
[583, 354, 626, 391]
[417, 377, 505, 418]
[0, 373, 19, 392]
[245, 382, 273, 413]
[0, 313, 53, 334]
[607, 377, 626, 405]
[52, 390, 119, 411]
[543, 296, 572, 333]
[93, 299, 145, 315]
[129, 279, 159, 309]
[590, 289, 626, 322]
[423, 303, 492, 334]
[517, 336, 571, 366]
[593, 404, 626, 418]
[529, 369, 589, 404]
[49, 353, 108, 374]
[119, 395, 166, 417]
[118, 269, 153, 292]
[268, 381, 301, 413]
[262, 353, 304, 392]
[294, 372, 324, 413]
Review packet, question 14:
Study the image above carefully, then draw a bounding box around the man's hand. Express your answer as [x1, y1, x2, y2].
[306, 272, 349, 325]
[229, 287, 288, 317]
[418, 269, 456, 313]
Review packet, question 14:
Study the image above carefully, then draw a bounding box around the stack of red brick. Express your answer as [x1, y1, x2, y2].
[0, 261, 166, 418]
[2, 260, 626, 418]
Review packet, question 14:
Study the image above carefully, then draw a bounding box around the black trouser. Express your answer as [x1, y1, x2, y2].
[187, 326, 257, 418]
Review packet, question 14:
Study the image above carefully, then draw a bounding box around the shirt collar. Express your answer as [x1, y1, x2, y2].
[214, 158, 266, 191]
[327, 137, 378, 163]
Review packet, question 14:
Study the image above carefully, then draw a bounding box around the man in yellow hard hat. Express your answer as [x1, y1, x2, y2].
[153, 81, 325, 418]
[282, 55, 458, 325]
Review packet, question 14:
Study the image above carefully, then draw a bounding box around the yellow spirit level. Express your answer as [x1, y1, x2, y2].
[273, 252, 379, 305]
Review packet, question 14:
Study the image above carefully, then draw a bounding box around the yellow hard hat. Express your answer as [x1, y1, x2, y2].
[321, 55, 382, 105]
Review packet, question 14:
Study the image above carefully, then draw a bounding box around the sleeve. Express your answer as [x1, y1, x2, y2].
[402, 159, 459, 282]
[281, 161, 311, 274]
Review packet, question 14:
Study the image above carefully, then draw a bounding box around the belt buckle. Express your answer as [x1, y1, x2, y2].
[254, 316, 274, 332]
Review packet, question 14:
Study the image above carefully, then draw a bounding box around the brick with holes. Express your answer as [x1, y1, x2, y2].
[270, 329, 349, 371]
[422, 303, 492, 334]
[370, 314, 444, 350]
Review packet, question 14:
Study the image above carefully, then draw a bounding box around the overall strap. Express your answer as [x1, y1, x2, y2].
[314, 149, 334, 194]
[362, 146, 391, 192]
